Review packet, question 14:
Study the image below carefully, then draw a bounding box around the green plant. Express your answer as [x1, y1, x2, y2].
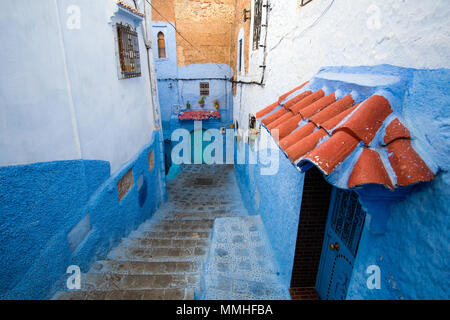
[198, 96, 206, 106]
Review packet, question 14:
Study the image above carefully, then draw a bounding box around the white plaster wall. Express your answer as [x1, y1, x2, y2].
[0, 0, 160, 174]
[234, 0, 450, 130]
[0, 0, 82, 166]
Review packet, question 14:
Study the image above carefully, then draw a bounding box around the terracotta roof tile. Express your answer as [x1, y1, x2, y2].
[299, 93, 336, 119]
[272, 114, 304, 139]
[384, 118, 411, 145]
[290, 90, 325, 114]
[278, 82, 310, 103]
[256, 101, 279, 119]
[387, 139, 434, 186]
[261, 107, 287, 126]
[256, 79, 435, 191]
[334, 95, 392, 146]
[304, 131, 360, 175]
[321, 104, 359, 131]
[279, 122, 316, 151]
[310, 94, 354, 126]
[266, 111, 294, 130]
[283, 91, 313, 110]
[286, 129, 328, 162]
[348, 149, 394, 190]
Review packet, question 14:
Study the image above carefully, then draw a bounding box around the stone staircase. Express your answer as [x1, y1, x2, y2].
[54, 165, 249, 300]
[201, 216, 291, 300]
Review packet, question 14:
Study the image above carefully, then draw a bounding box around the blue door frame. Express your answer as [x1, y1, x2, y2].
[316, 187, 366, 300]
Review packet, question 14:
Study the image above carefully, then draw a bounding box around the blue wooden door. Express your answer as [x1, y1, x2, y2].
[316, 188, 366, 300]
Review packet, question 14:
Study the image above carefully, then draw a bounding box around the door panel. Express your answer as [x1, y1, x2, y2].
[316, 188, 366, 300]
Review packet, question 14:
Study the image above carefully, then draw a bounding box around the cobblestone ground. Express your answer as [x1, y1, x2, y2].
[54, 164, 249, 300]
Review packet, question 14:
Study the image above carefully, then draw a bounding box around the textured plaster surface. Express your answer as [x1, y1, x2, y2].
[234, 0, 450, 132]
[203, 216, 291, 300]
[0, 131, 165, 300]
[0, 0, 157, 173]
[234, 142, 304, 287]
[237, 64, 450, 299]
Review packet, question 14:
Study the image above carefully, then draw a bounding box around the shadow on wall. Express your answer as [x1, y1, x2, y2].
[0, 131, 164, 300]
[234, 140, 305, 288]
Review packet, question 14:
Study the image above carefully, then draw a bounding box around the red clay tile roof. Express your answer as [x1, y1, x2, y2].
[257, 84, 435, 190]
[117, 0, 145, 17]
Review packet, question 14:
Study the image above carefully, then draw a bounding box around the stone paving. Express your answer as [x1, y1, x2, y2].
[201, 216, 291, 300]
[54, 164, 249, 300]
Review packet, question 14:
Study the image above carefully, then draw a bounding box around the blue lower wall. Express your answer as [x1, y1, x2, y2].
[0, 130, 165, 300]
[234, 142, 305, 287]
[347, 171, 450, 300]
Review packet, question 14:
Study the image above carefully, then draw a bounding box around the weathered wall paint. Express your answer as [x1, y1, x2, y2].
[233, 0, 450, 132]
[152, 22, 234, 145]
[232, 0, 450, 299]
[235, 65, 450, 299]
[152, 0, 236, 67]
[345, 69, 450, 300]
[234, 142, 305, 287]
[0, 131, 165, 300]
[0, 0, 158, 174]
[0, 0, 166, 300]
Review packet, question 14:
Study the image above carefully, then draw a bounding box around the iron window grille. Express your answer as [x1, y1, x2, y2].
[252, 0, 263, 50]
[116, 23, 141, 79]
[200, 82, 210, 96]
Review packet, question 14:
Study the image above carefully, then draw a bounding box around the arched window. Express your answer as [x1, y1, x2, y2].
[157, 32, 166, 59]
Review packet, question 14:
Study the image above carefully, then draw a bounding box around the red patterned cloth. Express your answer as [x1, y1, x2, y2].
[178, 110, 221, 121]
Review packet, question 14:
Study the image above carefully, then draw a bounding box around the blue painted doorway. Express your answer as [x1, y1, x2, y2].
[316, 188, 366, 300]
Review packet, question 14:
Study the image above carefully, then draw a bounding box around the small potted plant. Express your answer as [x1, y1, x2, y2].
[249, 127, 261, 141]
[198, 96, 206, 108]
[186, 101, 191, 109]
[213, 99, 220, 109]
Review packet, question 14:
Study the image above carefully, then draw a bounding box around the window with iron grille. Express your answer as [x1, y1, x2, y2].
[200, 82, 210, 96]
[116, 23, 141, 79]
[252, 0, 263, 50]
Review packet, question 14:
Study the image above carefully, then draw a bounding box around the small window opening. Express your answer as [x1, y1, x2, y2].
[249, 114, 257, 129]
[253, 0, 263, 50]
[158, 32, 166, 59]
[238, 39, 243, 73]
[200, 82, 210, 96]
[116, 23, 141, 79]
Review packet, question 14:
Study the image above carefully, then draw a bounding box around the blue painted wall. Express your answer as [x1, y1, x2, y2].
[152, 22, 234, 141]
[0, 131, 165, 300]
[234, 142, 305, 287]
[235, 65, 450, 299]
[346, 68, 450, 300]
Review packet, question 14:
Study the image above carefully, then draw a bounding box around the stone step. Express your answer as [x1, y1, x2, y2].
[54, 288, 193, 300]
[128, 230, 211, 240]
[202, 275, 291, 300]
[80, 273, 200, 291]
[118, 238, 209, 249]
[157, 212, 243, 220]
[89, 260, 202, 275]
[107, 246, 208, 262]
[137, 220, 214, 232]
[138, 219, 215, 232]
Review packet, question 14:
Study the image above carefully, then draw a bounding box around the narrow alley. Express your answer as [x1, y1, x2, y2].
[1, 0, 449, 303]
[54, 165, 288, 300]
